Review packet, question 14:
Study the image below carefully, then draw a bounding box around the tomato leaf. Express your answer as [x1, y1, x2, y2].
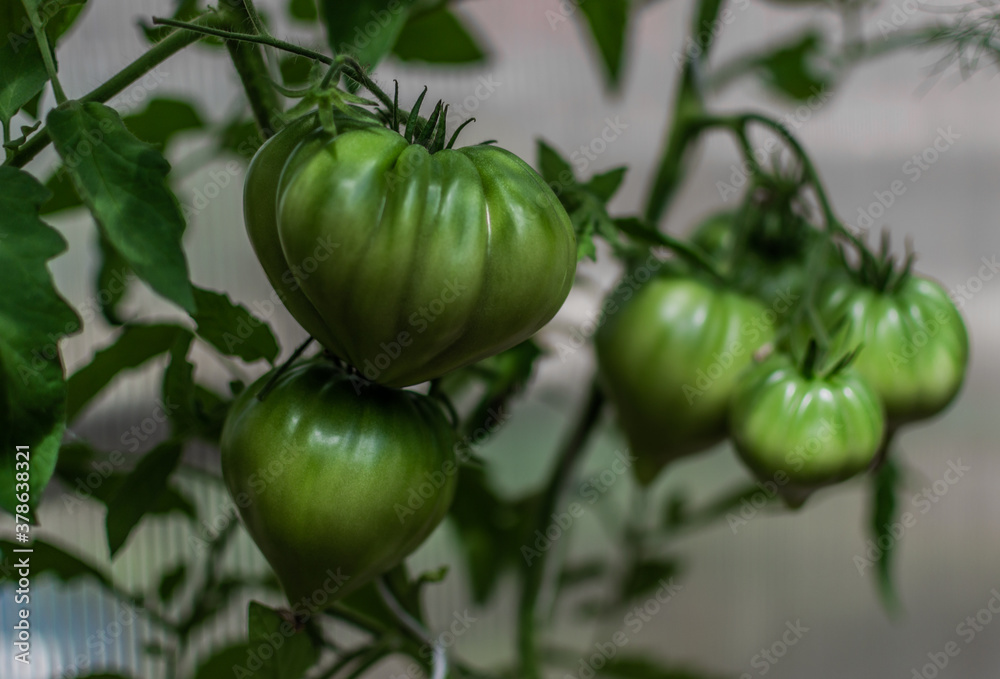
[105, 440, 186, 557]
[120, 97, 204, 148]
[0, 538, 112, 591]
[753, 31, 833, 102]
[575, 0, 630, 91]
[94, 232, 132, 324]
[157, 563, 187, 604]
[47, 101, 196, 313]
[318, 0, 417, 68]
[0, 3, 49, 127]
[289, 0, 318, 22]
[0, 167, 80, 515]
[66, 324, 190, 423]
[392, 6, 487, 64]
[191, 286, 280, 364]
[870, 457, 902, 615]
[248, 601, 320, 678]
[191, 644, 253, 679]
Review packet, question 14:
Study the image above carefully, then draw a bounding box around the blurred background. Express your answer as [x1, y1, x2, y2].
[2, 0, 999, 677]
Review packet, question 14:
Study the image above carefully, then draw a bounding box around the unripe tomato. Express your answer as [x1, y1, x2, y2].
[729, 352, 885, 491]
[814, 274, 969, 427]
[245, 122, 576, 388]
[220, 359, 456, 611]
[595, 274, 775, 484]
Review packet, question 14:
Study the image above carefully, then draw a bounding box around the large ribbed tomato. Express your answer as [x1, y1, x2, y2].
[244, 121, 576, 388]
[220, 358, 456, 613]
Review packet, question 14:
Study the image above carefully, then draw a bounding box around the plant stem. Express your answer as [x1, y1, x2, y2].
[375, 577, 447, 679]
[256, 337, 313, 402]
[518, 380, 605, 679]
[6, 15, 216, 168]
[22, 0, 67, 104]
[219, 0, 284, 138]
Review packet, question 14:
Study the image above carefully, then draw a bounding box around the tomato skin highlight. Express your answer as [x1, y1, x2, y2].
[814, 275, 969, 427]
[220, 359, 457, 611]
[728, 353, 886, 490]
[245, 122, 576, 388]
[595, 274, 775, 484]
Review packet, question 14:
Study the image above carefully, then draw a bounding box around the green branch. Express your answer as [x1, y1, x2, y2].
[22, 0, 66, 104]
[220, 0, 284, 138]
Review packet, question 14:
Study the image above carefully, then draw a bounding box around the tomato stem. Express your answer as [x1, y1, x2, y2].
[518, 380, 605, 679]
[256, 337, 313, 402]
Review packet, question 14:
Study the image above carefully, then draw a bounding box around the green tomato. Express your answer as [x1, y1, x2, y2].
[595, 274, 776, 484]
[220, 359, 456, 612]
[246, 124, 576, 388]
[815, 275, 969, 427]
[729, 352, 885, 491]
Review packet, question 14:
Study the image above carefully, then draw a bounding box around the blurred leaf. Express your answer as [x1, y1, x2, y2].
[559, 559, 607, 590]
[289, 0, 318, 22]
[121, 98, 204, 148]
[158, 563, 186, 604]
[191, 644, 252, 679]
[39, 168, 82, 215]
[0, 538, 111, 590]
[319, 0, 417, 68]
[620, 557, 681, 601]
[217, 118, 261, 159]
[47, 102, 196, 313]
[191, 286, 280, 364]
[393, 6, 487, 64]
[754, 31, 832, 101]
[248, 601, 320, 678]
[66, 324, 190, 422]
[871, 457, 902, 614]
[279, 55, 314, 85]
[537, 139, 576, 188]
[576, 0, 630, 90]
[0, 167, 80, 514]
[584, 167, 627, 202]
[105, 440, 186, 557]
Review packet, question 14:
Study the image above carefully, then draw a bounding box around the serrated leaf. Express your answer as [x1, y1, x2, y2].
[0, 538, 111, 591]
[754, 31, 832, 101]
[289, 0, 318, 22]
[0, 167, 80, 514]
[318, 0, 417, 68]
[248, 601, 320, 678]
[191, 287, 280, 364]
[158, 563, 186, 604]
[393, 6, 487, 64]
[47, 101, 196, 313]
[105, 440, 185, 557]
[66, 324, 190, 423]
[576, 0, 630, 90]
